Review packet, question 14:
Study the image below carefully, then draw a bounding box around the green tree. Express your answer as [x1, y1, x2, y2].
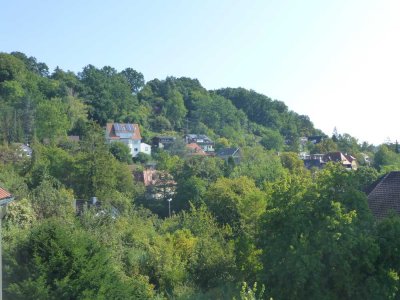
[258, 165, 380, 299]
[109, 141, 133, 164]
[259, 128, 284, 151]
[35, 99, 70, 142]
[121, 67, 145, 94]
[4, 219, 155, 299]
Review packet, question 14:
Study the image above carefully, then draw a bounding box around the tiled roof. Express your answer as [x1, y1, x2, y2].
[186, 143, 206, 155]
[367, 171, 400, 219]
[106, 123, 142, 140]
[0, 187, 11, 200]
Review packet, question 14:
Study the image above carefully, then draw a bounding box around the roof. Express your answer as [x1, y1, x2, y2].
[367, 171, 400, 219]
[216, 147, 240, 157]
[106, 123, 142, 140]
[0, 187, 11, 200]
[0, 187, 14, 206]
[186, 143, 207, 155]
[323, 152, 348, 163]
[185, 134, 213, 144]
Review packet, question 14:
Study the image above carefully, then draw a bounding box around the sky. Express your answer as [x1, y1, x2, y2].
[1, 0, 399, 145]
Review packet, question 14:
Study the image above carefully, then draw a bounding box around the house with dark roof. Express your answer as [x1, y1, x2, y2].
[152, 136, 176, 150]
[366, 171, 400, 219]
[105, 123, 151, 157]
[216, 147, 241, 164]
[323, 152, 357, 170]
[184, 134, 214, 153]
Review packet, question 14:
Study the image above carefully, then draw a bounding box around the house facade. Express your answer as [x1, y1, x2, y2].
[105, 123, 151, 158]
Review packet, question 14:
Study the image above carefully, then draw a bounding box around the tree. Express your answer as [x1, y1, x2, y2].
[79, 65, 137, 125]
[164, 90, 187, 129]
[109, 141, 133, 164]
[258, 165, 380, 299]
[4, 219, 155, 299]
[121, 67, 145, 94]
[259, 128, 284, 151]
[231, 146, 285, 186]
[35, 99, 70, 142]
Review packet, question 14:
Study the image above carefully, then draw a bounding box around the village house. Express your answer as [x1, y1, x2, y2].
[152, 136, 176, 150]
[105, 123, 151, 158]
[186, 143, 207, 156]
[216, 147, 241, 164]
[184, 134, 214, 153]
[301, 152, 357, 170]
[134, 168, 176, 200]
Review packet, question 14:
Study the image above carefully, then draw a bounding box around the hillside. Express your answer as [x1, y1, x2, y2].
[2, 52, 400, 299]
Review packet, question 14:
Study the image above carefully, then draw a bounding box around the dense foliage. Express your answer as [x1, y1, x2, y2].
[1, 52, 399, 299]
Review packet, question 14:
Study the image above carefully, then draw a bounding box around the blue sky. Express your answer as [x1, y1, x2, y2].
[1, 0, 399, 145]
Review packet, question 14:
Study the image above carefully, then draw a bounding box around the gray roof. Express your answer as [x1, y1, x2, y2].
[367, 171, 400, 219]
[216, 148, 240, 157]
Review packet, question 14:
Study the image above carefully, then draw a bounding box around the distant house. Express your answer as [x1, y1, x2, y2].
[105, 123, 151, 158]
[140, 142, 152, 156]
[74, 197, 102, 216]
[152, 136, 176, 150]
[186, 143, 207, 156]
[307, 136, 324, 144]
[216, 147, 241, 164]
[185, 134, 214, 153]
[301, 152, 357, 170]
[303, 154, 325, 169]
[0, 187, 14, 205]
[134, 169, 176, 200]
[366, 171, 400, 219]
[74, 197, 119, 217]
[323, 152, 357, 170]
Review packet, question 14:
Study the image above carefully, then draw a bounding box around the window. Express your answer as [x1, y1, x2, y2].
[134, 148, 138, 151]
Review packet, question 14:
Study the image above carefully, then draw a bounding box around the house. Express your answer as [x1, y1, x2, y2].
[216, 147, 241, 164]
[73, 197, 119, 217]
[152, 136, 176, 150]
[0, 187, 14, 218]
[185, 134, 214, 153]
[307, 136, 324, 144]
[0, 187, 14, 205]
[105, 123, 151, 158]
[74, 197, 102, 215]
[186, 143, 207, 156]
[140, 142, 152, 156]
[302, 154, 325, 169]
[134, 169, 176, 200]
[301, 152, 357, 170]
[366, 171, 400, 219]
[323, 152, 357, 170]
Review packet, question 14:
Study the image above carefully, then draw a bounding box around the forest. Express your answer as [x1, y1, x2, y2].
[1, 51, 400, 299]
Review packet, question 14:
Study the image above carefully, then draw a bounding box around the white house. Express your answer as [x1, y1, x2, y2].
[140, 142, 152, 156]
[105, 123, 151, 158]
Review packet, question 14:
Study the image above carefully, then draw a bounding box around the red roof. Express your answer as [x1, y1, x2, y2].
[0, 187, 11, 200]
[106, 123, 142, 140]
[186, 143, 207, 156]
